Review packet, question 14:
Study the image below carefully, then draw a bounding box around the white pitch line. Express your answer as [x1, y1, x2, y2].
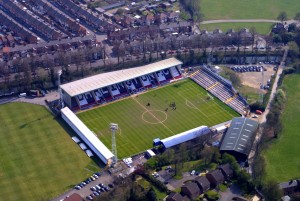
[84, 168, 94, 173]
[132, 97, 174, 135]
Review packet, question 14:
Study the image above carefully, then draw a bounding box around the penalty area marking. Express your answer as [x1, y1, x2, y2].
[142, 110, 168, 125]
[185, 99, 198, 109]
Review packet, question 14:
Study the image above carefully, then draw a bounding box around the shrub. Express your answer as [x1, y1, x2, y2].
[205, 190, 220, 201]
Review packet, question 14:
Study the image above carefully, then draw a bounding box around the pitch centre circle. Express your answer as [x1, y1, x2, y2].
[142, 110, 167, 124]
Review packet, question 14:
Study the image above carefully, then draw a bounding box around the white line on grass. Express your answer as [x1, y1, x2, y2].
[88, 164, 100, 169]
[132, 97, 175, 135]
[188, 84, 237, 118]
[84, 168, 94, 173]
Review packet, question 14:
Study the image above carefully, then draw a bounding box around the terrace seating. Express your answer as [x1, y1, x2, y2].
[125, 80, 136, 91]
[94, 89, 104, 102]
[163, 69, 173, 80]
[117, 83, 127, 94]
[140, 75, 152, 88]
[84, 92, 95, 104]
[132, 78, 143, 89]
[170, 66, 181, 79]
[147, 73, 158, 85]
[109, 84, 120, 97]
[155, 71, 166, 82]
[101, 87, 112, 100]
[77, 94, 88, 106]
[190, 68, 249, 115]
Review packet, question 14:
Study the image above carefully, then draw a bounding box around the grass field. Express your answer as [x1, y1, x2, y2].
[78, 79, 239, 159]
[0, 103, 98, 201]
[201, 0, 300, 20]
[264, 74, 300, 182]
[200, 22, 274, 35]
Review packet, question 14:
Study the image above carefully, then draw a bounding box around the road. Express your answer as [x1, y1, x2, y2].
[200, 19, 297, 25]
[247, 46, 288, 173]
[200, 19, 280, 24]
[260, 46, 288, 123]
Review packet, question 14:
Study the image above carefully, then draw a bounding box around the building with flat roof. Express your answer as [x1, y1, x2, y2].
[61, 107, 114, 164]
[60, 58, 183, 110]
[220, 117, 259, 161]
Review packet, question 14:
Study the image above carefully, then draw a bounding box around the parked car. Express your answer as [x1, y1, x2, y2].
[75, 185, 81, 190]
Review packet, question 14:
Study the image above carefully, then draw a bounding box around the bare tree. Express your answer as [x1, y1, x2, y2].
[250, 27, 256, 53]
[277, 11, 288, 23]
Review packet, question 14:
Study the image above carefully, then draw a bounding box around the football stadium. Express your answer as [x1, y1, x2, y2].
[60, 58, 249, 164]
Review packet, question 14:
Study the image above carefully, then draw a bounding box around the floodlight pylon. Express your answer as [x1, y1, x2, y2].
[110, 123, 118, 163]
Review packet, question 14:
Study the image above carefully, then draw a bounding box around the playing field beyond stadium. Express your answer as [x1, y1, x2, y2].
[78, 79, 239, 158]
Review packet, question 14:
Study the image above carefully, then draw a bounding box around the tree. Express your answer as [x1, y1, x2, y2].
[200, 146, 214, 165]
[21, 59, 32, 90]
[221, 153, 239, 173]
[236, 170, 254, 193]
[294, 12, 300, 22]
[211, 148, 221, 163]
[252, 154, 266, 184]
[250, 27, 256, 53]
[277, 11, 288, 22]
[288, 41, 300, 60]
[262, 180, 283, 201]
[146, 187, 158, 201]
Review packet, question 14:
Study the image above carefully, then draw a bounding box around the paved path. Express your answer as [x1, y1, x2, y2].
[247, 46, 288, 174]
[200, 19, 281, 24]
[200, 19, 298, 25]
[260, 46, 288, 123]
[13, 91, 59, 106]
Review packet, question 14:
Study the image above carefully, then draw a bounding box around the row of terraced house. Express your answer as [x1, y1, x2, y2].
[52, 0, 114, 32]
[0, 0, 62, 41]
[114, 28, 253, 55]
[25, 0, 87, 37]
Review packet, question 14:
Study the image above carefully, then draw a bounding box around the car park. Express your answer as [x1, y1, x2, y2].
[230, 65, 264, 73]
[75, 185, 81, 190]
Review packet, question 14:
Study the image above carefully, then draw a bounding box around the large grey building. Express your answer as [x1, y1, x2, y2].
[220, 117, 259, 161]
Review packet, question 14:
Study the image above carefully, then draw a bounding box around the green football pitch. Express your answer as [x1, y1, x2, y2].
[78, 79, 239, 158]
[0, 103, 99, 201]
